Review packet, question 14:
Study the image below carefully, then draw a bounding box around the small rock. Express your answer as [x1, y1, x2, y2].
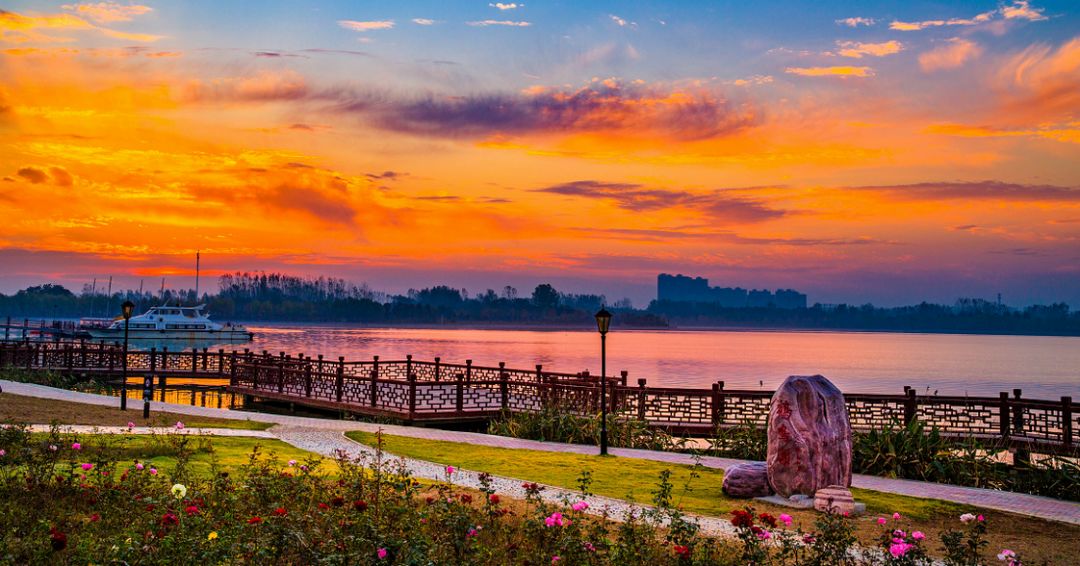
[814, 485, 856, 515]
[722, 462, 773, 498]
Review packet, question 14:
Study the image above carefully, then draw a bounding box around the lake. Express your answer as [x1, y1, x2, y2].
[154, 325, 1080, 399]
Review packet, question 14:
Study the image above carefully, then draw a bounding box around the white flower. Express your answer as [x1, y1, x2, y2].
[997, 549, 1016, 561]
[171, 483, 188, 500]
[959, 513, 976, 523]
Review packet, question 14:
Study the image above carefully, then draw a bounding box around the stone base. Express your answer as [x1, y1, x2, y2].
[754, 494, 865, 514]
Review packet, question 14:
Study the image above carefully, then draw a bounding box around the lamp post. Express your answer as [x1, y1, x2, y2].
[120, 300, 134, 410]
[594, 306, 612, 456]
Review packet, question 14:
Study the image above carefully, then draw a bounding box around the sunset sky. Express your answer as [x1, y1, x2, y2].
[1, 0, 1078, 307]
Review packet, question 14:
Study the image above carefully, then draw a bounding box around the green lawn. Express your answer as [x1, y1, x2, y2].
[345, 430, 965, 522]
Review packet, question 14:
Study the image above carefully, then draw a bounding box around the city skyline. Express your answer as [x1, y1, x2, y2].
[1, 1, 1078, 307]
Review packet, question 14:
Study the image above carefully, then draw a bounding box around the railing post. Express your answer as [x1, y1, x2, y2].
[229, 351, 238, 385]
[711, 383, 721, 426]
[317, 354, 324, 378]
[192, 347, 198, 375]
[336, 356, 345, 403]
[159, 373, 168, 402]
[98, 341, 106, 369]
[304, 359, 313, 398]
[218, 349, 225, 374]
[277, 353, 286, 393]
[637, 378, 647, 421]
[1012, 388, 1024, 432]
[407, 355, 417, 420]
[66, 343, 73, 373]
[434, 356, 441, 381]
[620, 370, 628, 387]
[370, 355, 380, 406]
[161, 346, 168, 370]
[107, 342, 115, 372]
[904, 388, 917, 425]
[999, 392, 1011, 438]
[536, 364, 544, 409]
[190, 387, 197, 405]
[465, 359, 472, 383]
[1062, 396, 1073, 451]
[456, 369, 464, 413]
[499, 361, 509, 410]
[80, 339, 87, 368]
[202, 347, 208, 371]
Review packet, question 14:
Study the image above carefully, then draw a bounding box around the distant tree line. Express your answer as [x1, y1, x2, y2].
[646, 298, 1080, 335]
[2, 274, 1079, 335]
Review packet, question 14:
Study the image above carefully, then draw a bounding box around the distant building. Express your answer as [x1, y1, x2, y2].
[657, 274, 807, 309]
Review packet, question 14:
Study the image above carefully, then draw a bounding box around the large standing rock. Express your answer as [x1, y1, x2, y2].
[766, 375, 852, 498]
[722, 462, 773, 498]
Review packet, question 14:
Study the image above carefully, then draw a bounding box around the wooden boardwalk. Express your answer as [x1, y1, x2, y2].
[2, 339, 1076, 454]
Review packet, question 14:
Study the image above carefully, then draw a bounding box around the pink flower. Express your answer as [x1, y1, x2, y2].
[127, 421, 135, 429]
[446, 465, 455, 475]
[959, 513, 976, 523]
[572, 501, 589, 512]
[0, 449, 6, 457]
[892, 512, 901, 520]
[997, 549, 1017, 561]
[889, 542, 912, 557]
[583, 542, 596, 552]
[287, 459, 297, 467]
[877, 517, 887, 525]
[81, 463, 93, 471]
[377, 548, 388, 559]
[756, 530, 772, 540]
[175, 421, 184, 430]
[545, 512, 570, 527]
[300, 465, 308, 472]
[71, 443, 81, 451]
[49, 444, 58, 452]
[135, 463, 144, 470]
[149, 468, 158, 475]
[978, 514, 985, 522]
[551, 557, 561, 564]
[778, 513, 792, 526]
[912, 531, 925, 541]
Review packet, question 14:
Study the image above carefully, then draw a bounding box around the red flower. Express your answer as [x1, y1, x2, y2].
[331, 497, 345, 507]
[89, 513, 101, 523]
[273, 507, 288, 517]
[160, 513, 179, 526]
[730, 509, 754, 529]
[353, 500, 368, 512]
[673, 544, 691, 558]
[185, 505, 200, 516]
[488, 494, 500, 505]
[145, 504, 156, 512]
[318, 503, 329, 510]
[459, 494, 473, 504]
[758, 513, 778, 529]
[248, 516, 262, 524]
[49, 527, 67, 551]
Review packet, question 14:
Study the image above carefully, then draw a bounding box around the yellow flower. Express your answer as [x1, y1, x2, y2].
[207, 531, 218, 541]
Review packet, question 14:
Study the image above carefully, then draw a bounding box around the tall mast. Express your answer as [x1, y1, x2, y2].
[90, 277, 97, 317]
[194, 251, 201, 304]
[105, 276, 113, 317]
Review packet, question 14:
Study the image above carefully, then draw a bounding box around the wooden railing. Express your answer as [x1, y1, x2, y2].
[1, 340, 1076, 454]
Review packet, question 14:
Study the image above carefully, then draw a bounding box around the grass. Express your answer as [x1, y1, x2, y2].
[346, 430, 1080, 564]
[0, 392, 274, 431]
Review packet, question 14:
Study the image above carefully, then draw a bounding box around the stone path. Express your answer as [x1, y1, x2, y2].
[4, 379, 1079, 526]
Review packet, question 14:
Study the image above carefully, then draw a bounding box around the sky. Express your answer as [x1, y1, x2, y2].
[0, 1, 1078, 308]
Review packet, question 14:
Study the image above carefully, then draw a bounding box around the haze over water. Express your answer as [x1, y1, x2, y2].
[212, 325, 1080, 399]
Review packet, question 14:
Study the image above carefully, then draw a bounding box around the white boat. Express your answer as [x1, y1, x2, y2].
[84, 305, 253, 341]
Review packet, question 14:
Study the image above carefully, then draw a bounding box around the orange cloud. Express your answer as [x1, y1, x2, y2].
[0, 8, 161, 43]
[919, 39, 982, 71]
[785, 66, 874, 77]
[61, 2, 153, 24]
[836, 40, 903, 58]
[996, 36, 1080, 123]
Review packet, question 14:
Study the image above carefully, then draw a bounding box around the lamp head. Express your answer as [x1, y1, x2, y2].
[121, 300, 135, 320]
[594, 307, 612, 335]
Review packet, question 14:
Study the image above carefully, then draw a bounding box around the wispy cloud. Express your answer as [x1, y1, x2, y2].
[995, 36, 1080, 123]
[489, 3, 521, 10]
[918, 38, 981, 71]
[0, 8, 162, 43]
[337, 20, 394, 32]
[891, 1, 1046, 31]
[411, 18, 436, 26]
[785, 66, 874, 77]
[61, 2, 152, 24]
[536, 180, 786, 223]
[855, 181, 1080, 202]
[835, 40, 903, 58]
[466, 20, 530, 27]
[609, 14, 637, 29]
[836, 17, 875, 27]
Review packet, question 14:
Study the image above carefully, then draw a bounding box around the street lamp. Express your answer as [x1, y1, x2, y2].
[120, 300, 134, 410]
[594, 306, 612, 455]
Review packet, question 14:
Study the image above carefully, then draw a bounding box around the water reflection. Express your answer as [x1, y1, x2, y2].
[141, 324, 1080, 398]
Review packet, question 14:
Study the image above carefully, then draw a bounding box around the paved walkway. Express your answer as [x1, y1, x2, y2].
[4, 379, 1079, 526]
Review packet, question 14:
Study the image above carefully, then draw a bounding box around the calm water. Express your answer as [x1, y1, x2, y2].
[155, 325, 1080, 399]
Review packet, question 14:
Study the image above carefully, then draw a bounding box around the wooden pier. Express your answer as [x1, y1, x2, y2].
[1, 339, 1076, 455]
